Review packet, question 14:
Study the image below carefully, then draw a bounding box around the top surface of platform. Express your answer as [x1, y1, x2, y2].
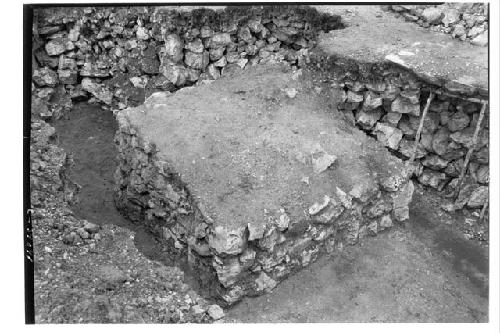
[121, 65, 404, 231]
[314, 5, 488, 96]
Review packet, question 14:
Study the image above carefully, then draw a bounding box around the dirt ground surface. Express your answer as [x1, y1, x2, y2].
[54, 100, 488, 323]
[314, 5, 488, 95]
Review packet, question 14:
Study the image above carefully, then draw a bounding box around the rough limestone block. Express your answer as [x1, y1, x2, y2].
[447, 110, 470, 132]
[467, 186, 488, 208]
[421, 7, 444, 24]
[418, 170, 446, 189]
[45, 38, 67, 56]
[421, 154, 449, 170]
[114, 65, 413, 305]
[355, 108, 383, 130]
[81, 78, 113, 105]
[373, 123, 403, 150]
[391, 96, 420, 116]
[33, 67, 59, 87]
[163, 34, 184, 63]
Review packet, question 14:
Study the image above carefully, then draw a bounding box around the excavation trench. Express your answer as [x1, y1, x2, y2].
[34, 4, 489, 320]
[53, 102, 204, 293]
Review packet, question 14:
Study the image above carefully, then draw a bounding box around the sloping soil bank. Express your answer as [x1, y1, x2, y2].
[53, 101, 487, 322]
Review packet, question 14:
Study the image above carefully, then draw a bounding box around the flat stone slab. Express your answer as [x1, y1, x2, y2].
[115, 64, 413, 304]
[315, 6, 488, 96]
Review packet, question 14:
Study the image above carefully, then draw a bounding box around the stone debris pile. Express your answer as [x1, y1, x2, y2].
[387, 3, 488, 46]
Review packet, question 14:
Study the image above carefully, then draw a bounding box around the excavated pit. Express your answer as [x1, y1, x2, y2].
[114, 64, 414, 305]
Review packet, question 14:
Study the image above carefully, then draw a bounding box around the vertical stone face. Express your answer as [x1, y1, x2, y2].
[374, 123, 403, 150]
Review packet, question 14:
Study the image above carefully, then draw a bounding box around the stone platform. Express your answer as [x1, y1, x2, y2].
[114, 64, 414, 305]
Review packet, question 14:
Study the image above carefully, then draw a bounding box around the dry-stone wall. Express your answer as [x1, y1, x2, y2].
[31, 5, 341, 120]
[113, 96, 414, 305]
[386, 3, 489, 46]
[307, 53, 489, 216]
